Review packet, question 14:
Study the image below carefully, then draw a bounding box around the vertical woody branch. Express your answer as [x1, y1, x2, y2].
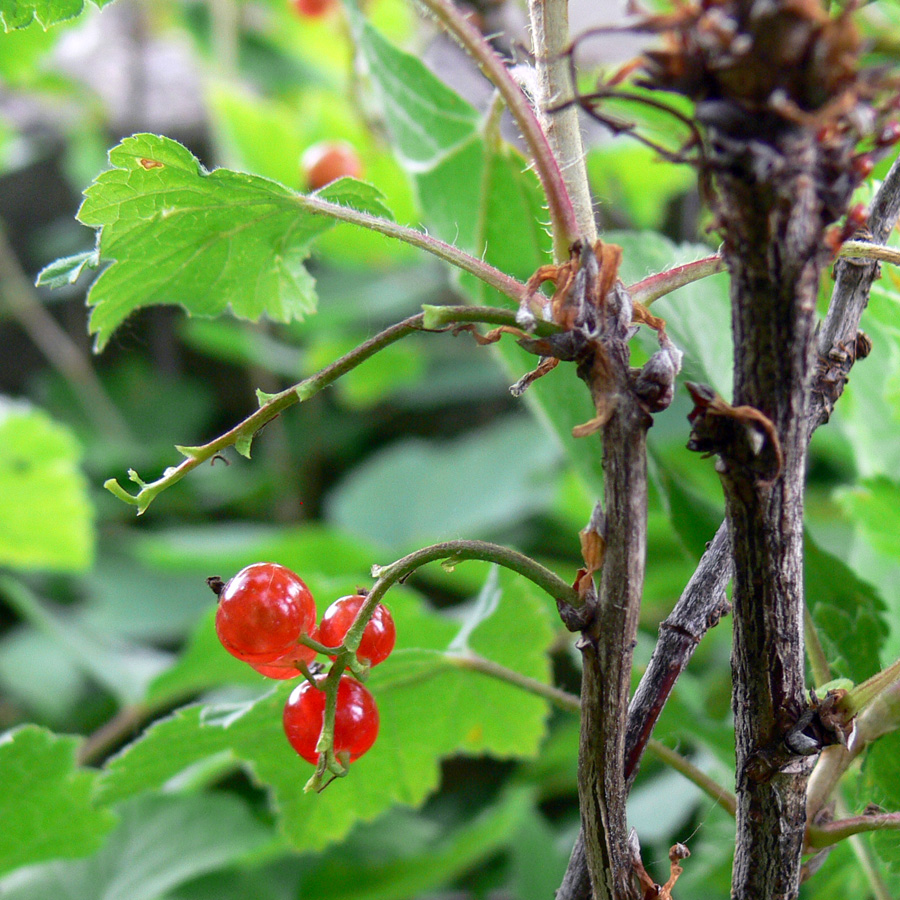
[636, 1, 872, 896]
[577, 372, 649, 900]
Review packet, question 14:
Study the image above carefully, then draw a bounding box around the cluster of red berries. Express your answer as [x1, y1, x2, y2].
[210, 562, 395, 766]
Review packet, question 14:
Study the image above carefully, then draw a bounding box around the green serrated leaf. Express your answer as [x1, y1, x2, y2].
[98, 568, 554, 851]
[77, 134, 394, 350]
[837, 477, 900, 565]
[35, 248, 99, 289]
[0, 400, 94, 571]
[350, 11, 480, 167]
[0, 726, 115, 875]
[0, 794, 274, 900]
[315, 176, 394, 220]
[0, 0, 109, 31]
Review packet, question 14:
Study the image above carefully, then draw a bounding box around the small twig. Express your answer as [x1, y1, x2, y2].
[527, 0, 596, 243]
[77, 703, 148, 766]
[368, 540, 579, 609]
[104, 306, 534, 513]
[807, 812, 900, 849]
[442, 652, 738, 821]
[446, 651, 581, 712]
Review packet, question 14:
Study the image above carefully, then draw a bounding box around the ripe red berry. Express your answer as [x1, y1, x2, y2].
[214, 563, 317, 664]
[283, 675, 379, 764]
[290, 0, 334, 18]
[318, 594, 396, 667]
[301, 141, 363, 191]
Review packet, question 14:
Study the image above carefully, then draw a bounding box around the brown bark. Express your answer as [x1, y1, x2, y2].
[713, 128, 826, 900]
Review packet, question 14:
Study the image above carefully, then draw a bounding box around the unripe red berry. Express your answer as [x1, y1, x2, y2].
[301, 141, 363, 191]
[283, 675, 379, 764]
[318, 594, 396, 667]
[214, 563, 317, 664]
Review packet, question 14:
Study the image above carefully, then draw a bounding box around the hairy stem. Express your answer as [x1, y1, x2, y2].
[414, 0, 579, 256]
[526, 0, 596, 243]
[296, 194, 530, 300]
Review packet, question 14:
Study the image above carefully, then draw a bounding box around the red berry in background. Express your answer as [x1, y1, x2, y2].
[290, 0, 334, 18]
[318, 594, 396, 667]
[301, 141, 363, 191]
[214, 563, 317, 664]
[283, 675, 379, 764]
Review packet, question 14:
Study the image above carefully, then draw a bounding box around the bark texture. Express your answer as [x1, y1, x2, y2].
[714, 129, 823, 900]
[577, 395, 648, 900]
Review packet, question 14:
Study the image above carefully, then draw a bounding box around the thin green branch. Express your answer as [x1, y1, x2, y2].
[629, 254, 726, 306]
[437, 643, 740, 823]
[366, 540, 580, 612]
[446, 651, 581, 712]
[104, 306, 532, 513]
[807, 812, 900, 850]
[526, 0, 596, 243]
[413, 0, 580, 257]
[295, 193, 529, 302]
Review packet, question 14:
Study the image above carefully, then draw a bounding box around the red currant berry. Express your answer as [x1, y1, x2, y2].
[301, 141, 363, 191]
[283, 675, 379, 764]
[318, 594, 396, 667]
[290, 0, 334, 18]
[214, 563, 317, 664]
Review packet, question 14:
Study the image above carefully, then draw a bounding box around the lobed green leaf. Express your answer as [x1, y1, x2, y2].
[0, 0, 113, 31]
[74, 134, 393, 350]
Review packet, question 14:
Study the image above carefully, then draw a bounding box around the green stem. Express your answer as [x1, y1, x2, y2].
[364, 540, 580, 621]
[447, 651, 581, 712]
[104, 306, 532, 513]
[836, 791, 893, 900]
[526, 0, 595, 244]
[629, 254, 727, 306]
[439, 646, 739, 822]
[414, 0, 580, 257]
[295, 193, 530, 301]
